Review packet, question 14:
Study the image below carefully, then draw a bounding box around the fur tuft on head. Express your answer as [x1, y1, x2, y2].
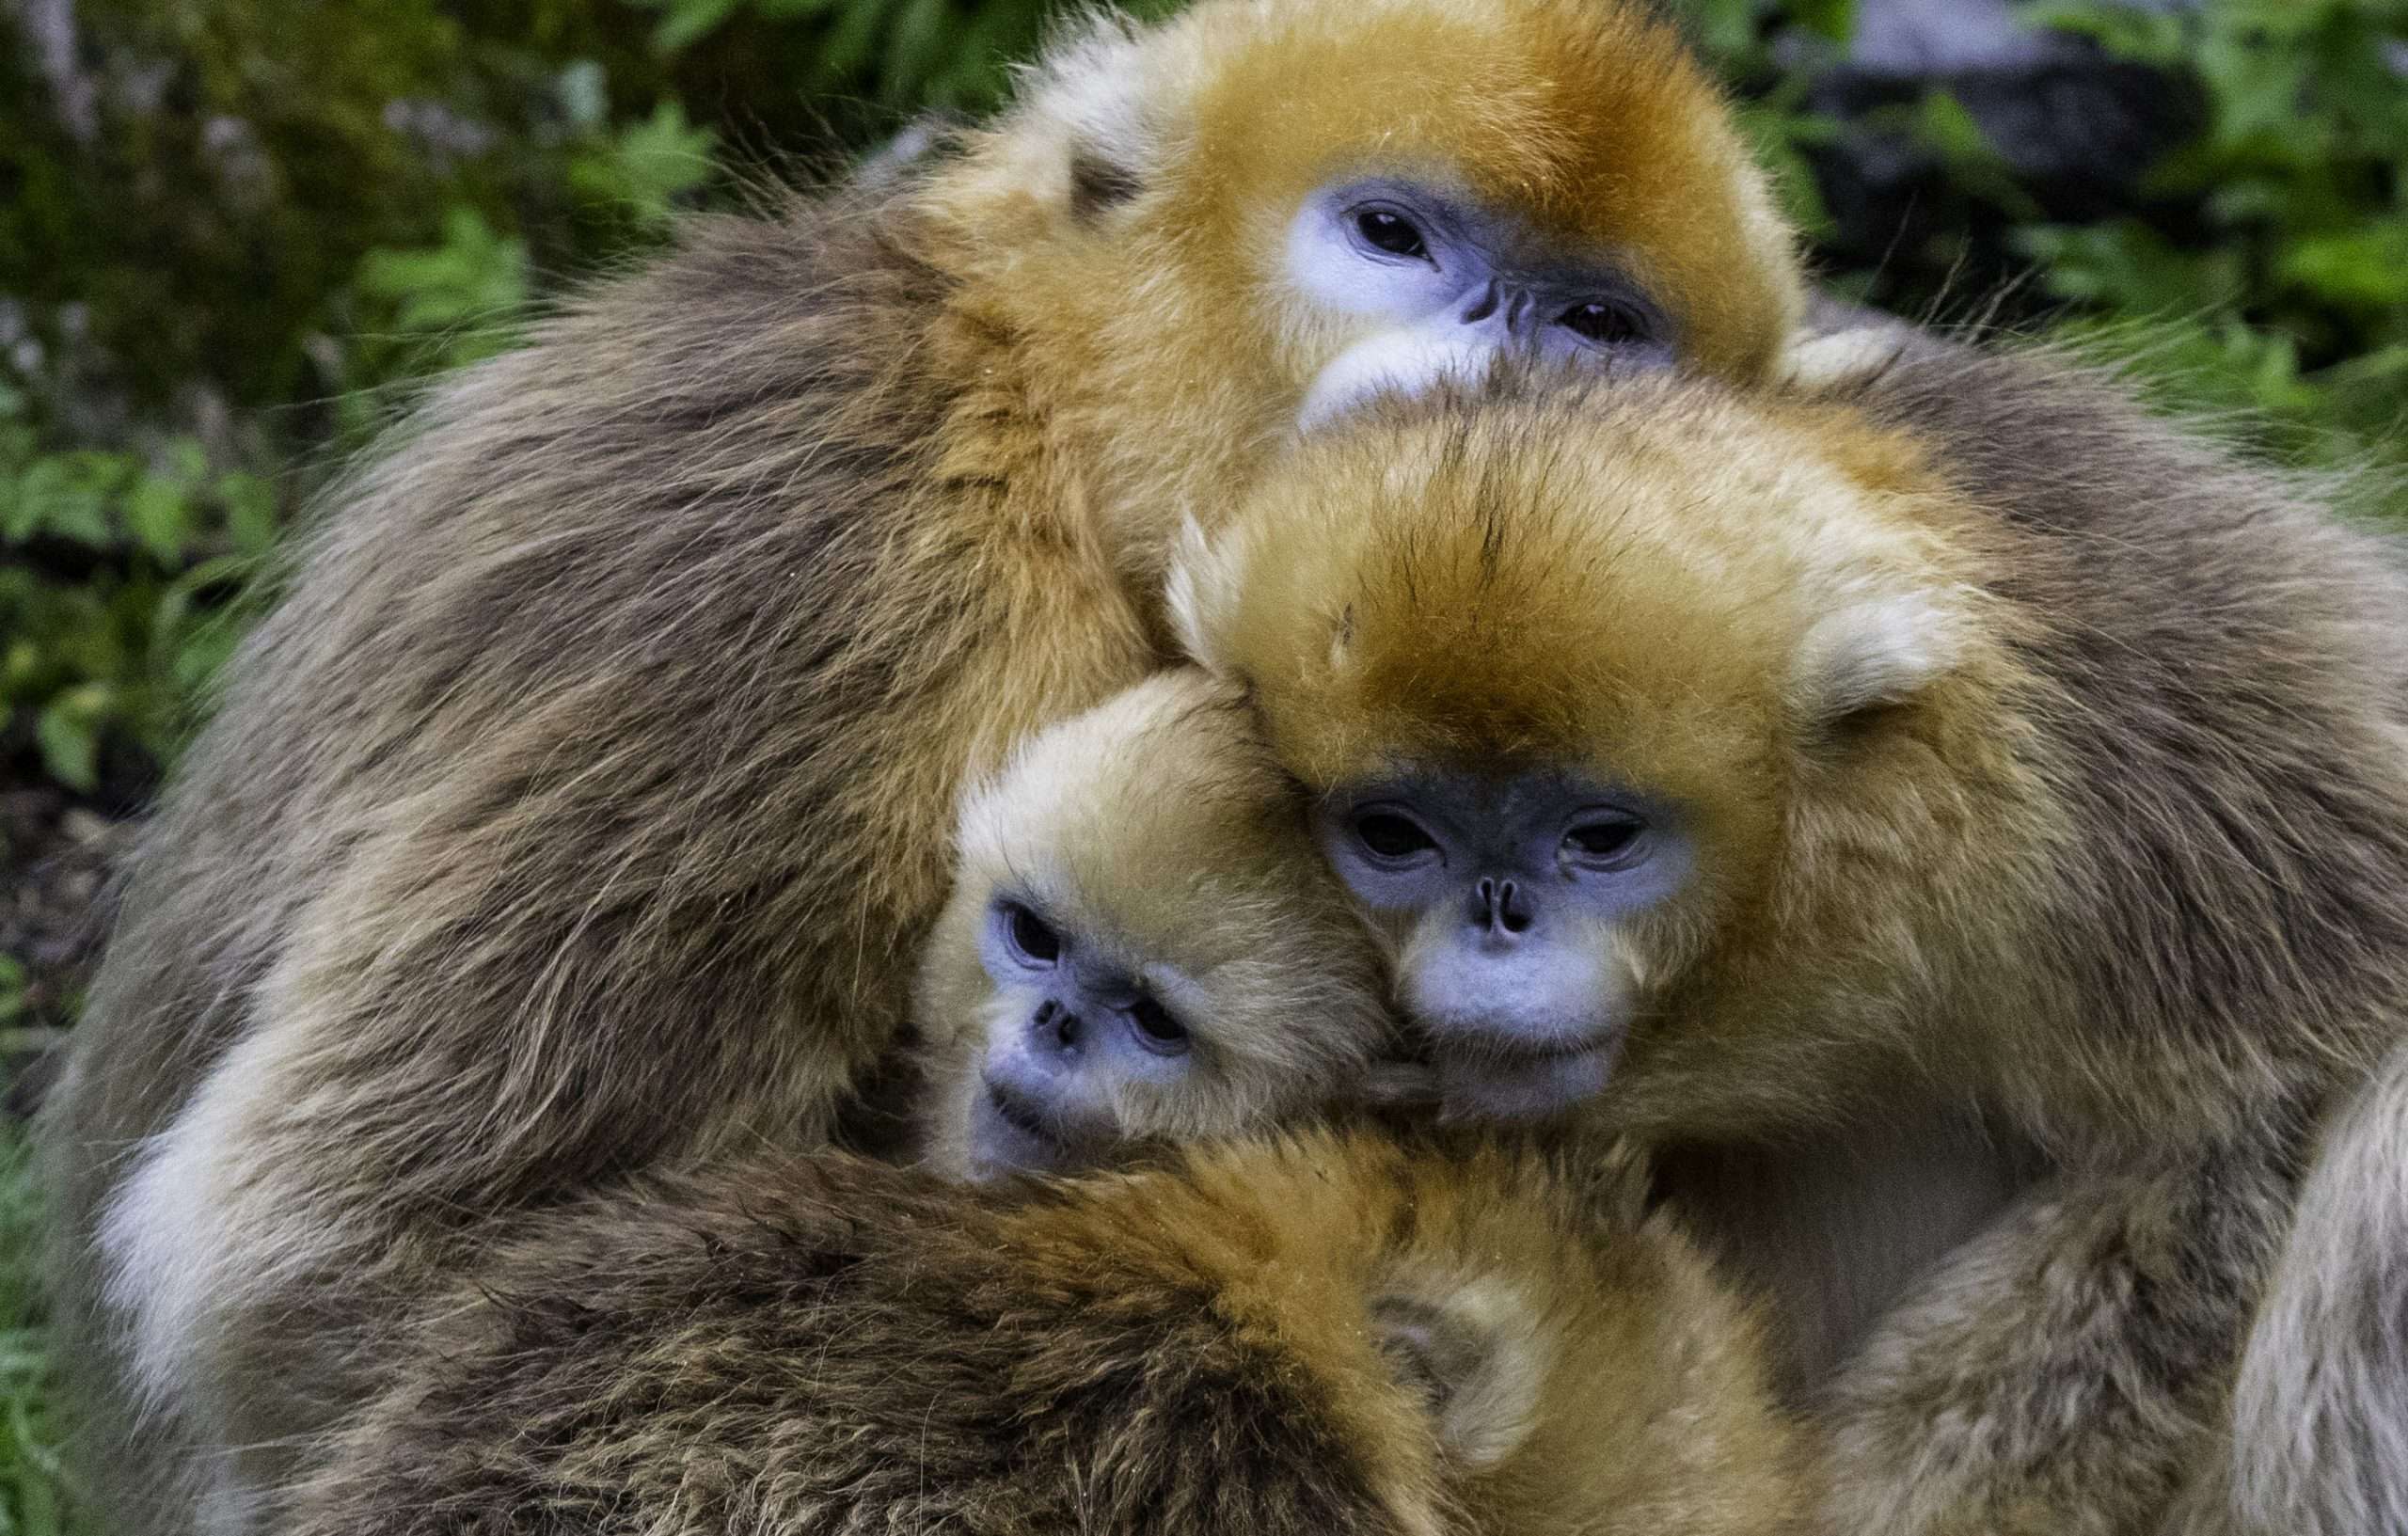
[1176, 372, 1996, 808]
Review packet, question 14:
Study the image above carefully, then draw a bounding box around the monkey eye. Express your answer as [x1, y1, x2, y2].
[1127, 994, 1192, 1056]
[1556, 300, 1651, 348]
[1354, 809, 1439, 862]
[1351, 206, 1433, 263]
[1563, 816, 1646, 864]
[1000, 901, 1062, 966]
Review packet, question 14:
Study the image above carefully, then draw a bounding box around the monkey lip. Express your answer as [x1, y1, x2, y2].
[1431, 1031, 1623, 1123]
[971, 1080, 1098, 1179]
[986, 1083, 1058, 1143]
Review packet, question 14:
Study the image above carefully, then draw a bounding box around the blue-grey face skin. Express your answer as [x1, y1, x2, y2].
[968, 897, 1196, 1176]
[1317, 770, 1693, 1122]
[1287, 178, 1676, 429]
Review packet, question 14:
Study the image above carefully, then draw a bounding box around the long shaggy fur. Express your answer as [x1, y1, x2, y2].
[36, 1, 1804, 1528]
[279, 1132, 1804, 1536]
[1176, 341, 2408, 1533]
[2189, 1035, 2408, 1536]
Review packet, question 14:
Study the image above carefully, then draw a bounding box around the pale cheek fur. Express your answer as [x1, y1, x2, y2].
[916, 1045, 993, 1180]
[1297, 328, 1498, 431]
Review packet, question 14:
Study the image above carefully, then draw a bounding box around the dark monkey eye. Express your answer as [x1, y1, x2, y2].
[1355, 811, 1438, 860]
[1128, 995, 1192, 1056]
[1354, 207, 1432, 261]
[1557, 301, 1649, 346]
[1003, 902, 1061, 964]
[1564, 817, 1645, 862]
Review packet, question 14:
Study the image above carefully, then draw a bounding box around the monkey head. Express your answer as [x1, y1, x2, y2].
[1174, 376, 2038, 1130]
[928, 0, 1802, 524]
[915, 671, 1406, 1180]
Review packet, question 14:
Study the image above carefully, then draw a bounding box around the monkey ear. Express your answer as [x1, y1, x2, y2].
[1790, 590, 1959, 730]
[1367, 1283, 1542, 1470]
[1164, 516, 1245, 675]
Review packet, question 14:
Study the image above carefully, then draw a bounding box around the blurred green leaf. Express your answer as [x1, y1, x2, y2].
[635, 0, 746, 53]
[558, 59, 614, 134]
[356, 208, 531, 368]
[122, 475, 192, 565]
[2280, 220, 2408, 309]
[568, 101, 718, 222]
[218, 474, 281, 557]
[1788, 0, 1858, 42]
[33, 686, 109, 793]
[9, 458, 115, 547]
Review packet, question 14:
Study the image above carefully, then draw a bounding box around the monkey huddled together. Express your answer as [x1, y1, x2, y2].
[37, 1, 2408, 1533]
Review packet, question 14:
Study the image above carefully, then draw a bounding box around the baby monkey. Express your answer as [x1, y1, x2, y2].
[916, 669, 1414, 1180]
[283, 1132, 1803, 1536]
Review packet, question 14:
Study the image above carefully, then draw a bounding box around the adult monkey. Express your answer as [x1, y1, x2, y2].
[1170, 351, 2408, 1535]
[39, 0, 1805, 1530]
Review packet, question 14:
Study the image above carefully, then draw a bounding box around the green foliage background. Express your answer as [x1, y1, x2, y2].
[2, 1, 2404, 1528]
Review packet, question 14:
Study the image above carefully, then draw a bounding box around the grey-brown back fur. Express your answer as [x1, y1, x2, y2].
[40, 177, 1156, 1529]
[1842, 341, 2408, 1147]
[1792, 341, 2408, 1531]
[277, 1132, 1803, 1536]
[285, 1157, 1402, 1536]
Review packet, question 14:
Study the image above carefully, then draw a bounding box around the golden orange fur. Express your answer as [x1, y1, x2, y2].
[43, 5, 1804, 1530]
[283, 1132, 1807, 1536]
[944, 0, 1803, 582]
[1174, 349, 2408, 1532]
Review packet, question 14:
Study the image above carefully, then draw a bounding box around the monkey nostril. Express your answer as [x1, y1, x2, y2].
[1468, 877, 1531, 938]
[1469, 878, 1494, 929]
[1459, 280, 1501, 326]
[1497, 879, 1533, 934]
[1031, 1000, 1082, 1054]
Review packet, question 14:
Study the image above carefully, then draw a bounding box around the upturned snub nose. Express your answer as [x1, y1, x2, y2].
[1030, 998, 1083, 1055]
[1468, 877, 1533, 937]
[1459, 279, 1503, 326]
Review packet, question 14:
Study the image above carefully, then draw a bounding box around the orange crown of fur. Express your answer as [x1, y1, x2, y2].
[971, 0, 1803, 385]
[1172, 375, 1988, 814]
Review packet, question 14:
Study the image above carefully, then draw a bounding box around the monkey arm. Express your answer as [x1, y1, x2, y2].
[1815, 1135, 2297, 1536]
[272, 1158, 1398, 1536]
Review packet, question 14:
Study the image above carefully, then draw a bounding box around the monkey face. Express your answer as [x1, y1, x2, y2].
[931, 0, 1803, 539]
[925, 876, 1400, 1181]
[958, 895, 1213, 1177]
[1144, 0, 1803, 391]
[913, 672, 1402, 1181]
[1315, 769, 1695, 1120]
[1283, 177, 1676, 429]
[1173, 374, 1999, 1129]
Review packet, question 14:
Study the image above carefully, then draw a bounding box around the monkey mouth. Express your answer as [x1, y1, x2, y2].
[986, 1082, 1059, 1144]
[1430, 1031, 1623, 1123]
[970, 1080, 1097, 1179]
